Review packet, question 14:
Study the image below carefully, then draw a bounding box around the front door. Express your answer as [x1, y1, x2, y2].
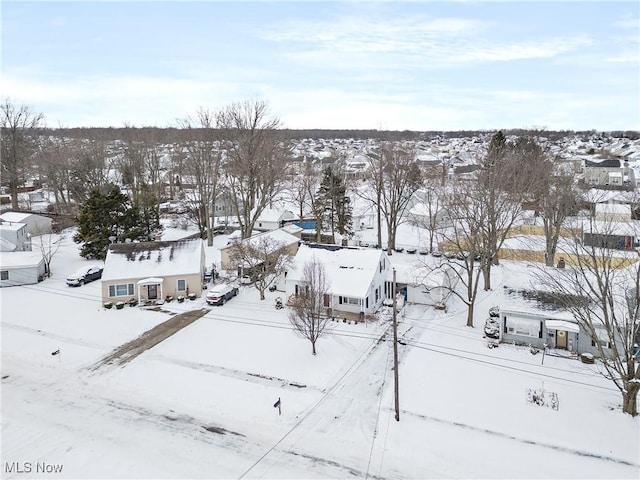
[148, 284, 158, 300]
[556, 330, 567, 349]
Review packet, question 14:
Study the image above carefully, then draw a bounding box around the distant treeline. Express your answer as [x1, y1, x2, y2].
[34, 126, 640, 142]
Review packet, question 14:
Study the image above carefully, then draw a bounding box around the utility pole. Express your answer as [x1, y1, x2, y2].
[392, 268, 400, 421]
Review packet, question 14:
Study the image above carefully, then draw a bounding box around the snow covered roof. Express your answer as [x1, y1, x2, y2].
[251, 207, 294, 223]
[287, 244, 386, 298]
[582, 219, 639, 237]
[0, 237, 17, 251]
[501, 286, 576, 321]
[0, 251, 44, 268]
[102, 238, 204, 281]
[223, 228, 300, 251]
[0, 212, 33, 223]
[409, 202, 435, 217]
[582, 188, 619, 204]
[594, 203, 632, 216]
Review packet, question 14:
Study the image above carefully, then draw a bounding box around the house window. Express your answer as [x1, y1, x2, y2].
[0, 270, 8, 280]
[108, 283, 134, 297]
[177, 279, 186, 292]
[506, 317, 539, 337]
[591, 329, 611, 348]
[342, 297, 360, 305]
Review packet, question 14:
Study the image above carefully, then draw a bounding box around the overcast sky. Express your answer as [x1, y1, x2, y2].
[2, 1, 638, 131]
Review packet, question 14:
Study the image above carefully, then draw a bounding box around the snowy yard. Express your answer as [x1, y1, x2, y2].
[1, 232, 639, 479]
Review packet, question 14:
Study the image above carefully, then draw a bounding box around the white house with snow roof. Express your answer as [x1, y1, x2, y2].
[101, 238, 205, 304]
[0, 222, 30, 252]
[0, 251, 46, 287]
[252, 207, 296, 232]
[220, 227, 301, 272]
[499, 284, 624, 358]
[391, 257, 461, 308]
[0, 212, 52, 235]
[284, 244, 390, 317]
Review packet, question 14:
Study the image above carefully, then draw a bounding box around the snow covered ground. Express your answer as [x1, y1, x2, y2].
[1, 231, 639, 479]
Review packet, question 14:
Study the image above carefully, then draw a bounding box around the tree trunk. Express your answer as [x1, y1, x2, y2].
[482, 265, 491, 291]
[10, 184, 19, 210]
[387, 224, 394, 255]
[622, 382, 639, 416]
[466, 305, 474, 327]
[377, 202, 382, 249]
[311, 340, 317, 355]
[259, 288, 265, 300]
[545, 245, 555, 267]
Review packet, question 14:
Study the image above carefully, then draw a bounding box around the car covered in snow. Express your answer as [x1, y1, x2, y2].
[205, 284, 238, 306]
[66, 265, 103, 286]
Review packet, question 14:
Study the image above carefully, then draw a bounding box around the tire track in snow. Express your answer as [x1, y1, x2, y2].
[148, 354, 322, 392]
[238, 321, 394, 479]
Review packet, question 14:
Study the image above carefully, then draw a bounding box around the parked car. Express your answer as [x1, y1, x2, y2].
[66, 265, 103, 286]
[205, 284, 238, 306]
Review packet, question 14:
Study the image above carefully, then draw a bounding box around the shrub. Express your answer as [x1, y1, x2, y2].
[115, 301, 125, 310]
[103, 301, 113, 309]
[128, 298, 137, 307]
[165, 295, 174, 303]
[187, 293, 197, 301]
[177, 295, 185, 303]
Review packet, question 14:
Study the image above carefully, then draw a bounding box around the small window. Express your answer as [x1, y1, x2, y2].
[0, 270, 8, 280]
[177, 279, 186, 292]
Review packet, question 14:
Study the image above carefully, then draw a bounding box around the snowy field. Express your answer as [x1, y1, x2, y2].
[1, 230, 639, 479]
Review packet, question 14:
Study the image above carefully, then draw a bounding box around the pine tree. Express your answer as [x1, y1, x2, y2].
[315, 167, 352, 242]
[73, 185, 147, 260]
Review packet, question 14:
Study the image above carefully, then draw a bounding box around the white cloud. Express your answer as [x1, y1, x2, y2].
[262, 14, 593, 68]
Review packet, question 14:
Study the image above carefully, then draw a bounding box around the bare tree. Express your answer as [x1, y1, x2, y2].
[423, 183, 487, 327]
[178, 109, 221, 246]
[67, 135, 115, 203]
[217, 100, 289, 239]
[1, 98, 44, 209]
[412, 177, 446, 253]
[35, 135, 74, 208]
[376, 143, 422, 254]
[228, 235, 293, 300]
[477, 133, 552, 289]
[119, 126, 165, 240]
[288, 258, 331, 355]
[536, 174, 581, 267]
[357, 149, 384, 248]
[285, 161, 320, 228]
[535, 219, 640, 415]
[33, 230, 65, 277]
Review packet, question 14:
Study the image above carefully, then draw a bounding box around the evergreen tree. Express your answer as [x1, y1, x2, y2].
[315, 167, 352, 242]
[74, 185, 147, 260]
[135, 183, 162, 241]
